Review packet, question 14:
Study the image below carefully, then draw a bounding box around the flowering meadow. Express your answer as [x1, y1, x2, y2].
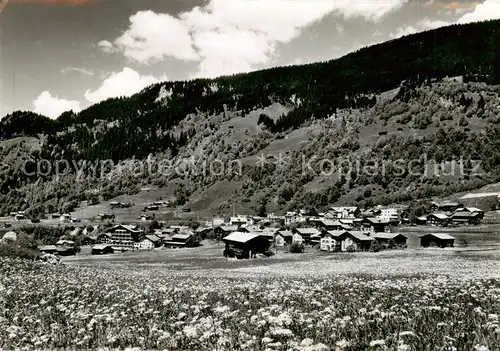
[1, 257, 500, 350]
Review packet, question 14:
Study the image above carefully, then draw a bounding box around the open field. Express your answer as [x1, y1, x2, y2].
[1, 245, 500, 350]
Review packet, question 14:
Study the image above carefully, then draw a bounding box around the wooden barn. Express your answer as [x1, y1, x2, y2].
[275, 230, 293, 247]
[337, 231, 374, 252]
[91, 244, 114, 255]
[419, 233, 455, 248]
[372, 233, 408, 248]
[163, 233, 199, 248]
[222, 232, 270, 259]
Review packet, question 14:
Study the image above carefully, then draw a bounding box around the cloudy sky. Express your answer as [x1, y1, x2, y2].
[0, 0, 499, 118]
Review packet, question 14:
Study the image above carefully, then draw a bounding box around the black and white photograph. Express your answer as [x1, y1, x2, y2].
[1, 0, 500, 349]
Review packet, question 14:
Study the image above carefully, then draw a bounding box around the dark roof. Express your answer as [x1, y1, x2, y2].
[419, 233, 455, 240]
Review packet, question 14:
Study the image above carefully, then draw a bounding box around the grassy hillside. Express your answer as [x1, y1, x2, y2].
[1, 20, 500, 218]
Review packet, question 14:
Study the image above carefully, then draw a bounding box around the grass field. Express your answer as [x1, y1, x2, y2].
[1, 244, 500, 350]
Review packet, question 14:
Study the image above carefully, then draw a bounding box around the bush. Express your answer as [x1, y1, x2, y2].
[289, 242, 304, 253]
[370, 241, 382, 252]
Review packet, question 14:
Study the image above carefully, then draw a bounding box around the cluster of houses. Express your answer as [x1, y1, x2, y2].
[415, 202, 484, 227]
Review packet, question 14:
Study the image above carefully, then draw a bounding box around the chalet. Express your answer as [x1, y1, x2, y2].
[222, 232, 271, 258]
[143, 235, 162, 248]
[144, 205, 159, 211]
[426, 213, 450, 226]
[361, 208, 381, 218]
[454, 207, 484, 219]
[261, 227, 280, 242]
[419, 233, 455, 248]
[81, 235, 97, 246]
[275, 231, 293, 247]
[56, 239, 75, 247]
[59, 214, 71, 223]
[91, 244, 114, 255]
[284, 212, 306, 226]
[14, 213, 25, 221]
[163, 233, 199, 248]
[51, 213, 61, 219]
[315, 219, 344, 231]
[292, 228, 321, 243]
[372, 233, 408, 248]
[324, 206, 360, 219]
[310, 233, 322, 247]
[230, 216, 251, 226]
[377, 207, 406, 223]
[211, 218, 225, 227]
[450, 212, 482, 225]
[337, 231, 374, 252]
[194, 226, 212, 239]
[415, 215, 428, 225]
[430, 201, 463, 212]
[360, 218, 391, 233]
[71, 217, 81, 223]
[106, 224, 144, 250]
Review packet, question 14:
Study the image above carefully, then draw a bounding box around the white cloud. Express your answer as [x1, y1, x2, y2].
[112, 10, 198, 63]
[33, 91, 81, 119]
[391, 0, 500, 40]
[101, 0, 407, 78]
[457, 0, 500, 24]
[98, 40, 115, 53]
[61, 66, 94, 76]
[84, 67, 166, 103]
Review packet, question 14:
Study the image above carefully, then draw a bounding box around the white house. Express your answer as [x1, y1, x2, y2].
[292, 233, 303, 245]
[377, 207, 401, 222]
[135, 238, 155, 250]
[324, 206, 360, 219]
[284, 212, 306, 226]
[320, 235, 336, 252]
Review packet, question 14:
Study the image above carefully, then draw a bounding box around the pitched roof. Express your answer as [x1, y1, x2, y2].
[145, 235, 161, 242]
[419, 233, 455, 240]
[222, 232, 260, 243]
[372, 233, 407, 240]
[277, 230, 293, 237]
[172, 233, 193, 240]
[344, 231, 375, 241]
[295, 228, 320, 235]
[92, 244, 112, 250]
[320, 219, 343, 226]
[429, 213, 449, 219]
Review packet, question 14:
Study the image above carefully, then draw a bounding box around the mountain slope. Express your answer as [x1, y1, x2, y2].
[1, 20, 500, 218]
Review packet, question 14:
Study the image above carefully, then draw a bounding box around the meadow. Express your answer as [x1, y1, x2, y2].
[1, 246, 500, 350]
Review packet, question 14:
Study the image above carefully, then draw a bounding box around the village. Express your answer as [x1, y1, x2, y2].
[0, 200, 486, 261]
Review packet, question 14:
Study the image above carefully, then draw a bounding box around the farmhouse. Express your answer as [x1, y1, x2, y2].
[372, 233, 408, 248]
[337, 231, 374, 252]
[319, 231, 342, 252]
[430, 201, 463, 212]
[450, 212, 482, 225]
[275, 231, 293, 247]
[454, 207, 484, 219]
[360, 218, 391, 233]
[315, 219, 344, 231]
[292, 228, 320, 243]
[230, 216, 251, 226]
[163, 233, 199, 248]
[222, 232, 270, 258]
[324, 206, 360, 219]
[426, 213, 450, 226]
[91, 244, 114, 255]
[419, 233, 455, 248]
[136, 235, 162, 250]
[96, 233, 111, 244]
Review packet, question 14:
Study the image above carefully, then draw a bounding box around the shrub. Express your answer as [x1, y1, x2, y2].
[290, 242, 304, 253]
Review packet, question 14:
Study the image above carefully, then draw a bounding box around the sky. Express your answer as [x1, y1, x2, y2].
[0, 0, 499, 119]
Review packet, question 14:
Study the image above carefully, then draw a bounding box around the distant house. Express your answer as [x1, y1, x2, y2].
[51, 213, 62, 219]
[426, 213, 450, 226]
[315, 219, 344, 231]
[430, 201, 463, 212]
[284, 212, 306, 226]
[360, 218, 391, 233]
[135, 235, 162, 250]
[275, 231, 293, 247]
[292, 228, 321, 243]
[320, 232, 340, 252]
[59, 214, 71, 223]
[144, 205, 159, 211]
[213, 225, 247, 239]
[139, 213, 154, 221]
[163, 233, 199, 248]
[230, 216, 251, 227]
[450, 212, 482, 225]
[372, 233, 408, 248]
[377, 207, 406, 223]
[454, 207, 484, 219]
[324, 206, 360, 219]
[222, 232, 271, 258]
[419, 233, 455, 248]
[260, 227, 280, 242]
[91, 244, 114, 255]
[415, 215, 428, 226]
[14, 213, 25, 221]
[337, 231, 374, 252]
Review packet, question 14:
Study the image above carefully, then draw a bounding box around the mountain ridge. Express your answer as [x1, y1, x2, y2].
[1, 20, 500, 219]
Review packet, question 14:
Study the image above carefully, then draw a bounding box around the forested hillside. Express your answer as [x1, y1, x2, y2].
[1, 20, 500, 217]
